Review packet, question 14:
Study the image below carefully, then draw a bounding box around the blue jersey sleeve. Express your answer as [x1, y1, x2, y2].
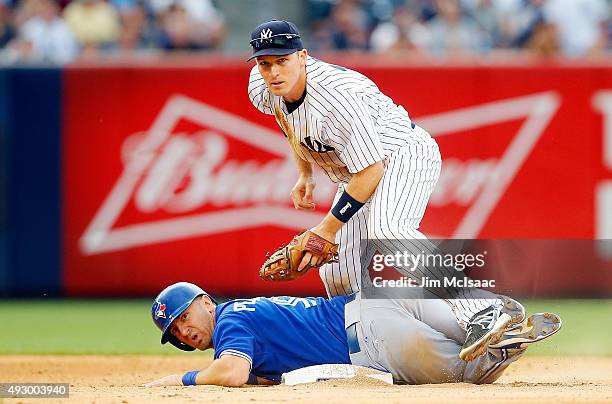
[213, 316, 256, 371]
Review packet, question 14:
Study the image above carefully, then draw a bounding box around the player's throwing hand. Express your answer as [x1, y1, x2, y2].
[290, 175, 316, 210]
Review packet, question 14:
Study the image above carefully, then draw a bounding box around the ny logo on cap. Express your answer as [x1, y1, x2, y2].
[260, 28, 273, 40]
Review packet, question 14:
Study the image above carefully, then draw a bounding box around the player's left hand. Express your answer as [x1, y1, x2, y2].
[260, 230, 339, 281]
[297, 227, 337, 271]
[297, 251, 323, 272]
[142, 373, 183, 387]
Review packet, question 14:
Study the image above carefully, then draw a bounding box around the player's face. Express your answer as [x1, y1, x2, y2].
[256, 50, 307, 100]
[168, 296, 216, 350]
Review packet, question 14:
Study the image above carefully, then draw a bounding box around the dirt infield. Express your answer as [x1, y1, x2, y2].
[1, 356, 611, 403]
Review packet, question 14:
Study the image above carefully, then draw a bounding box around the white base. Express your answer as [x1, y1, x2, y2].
[281, 364, 393, 386]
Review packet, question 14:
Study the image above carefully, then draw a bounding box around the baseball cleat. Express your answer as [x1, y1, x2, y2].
[459, 296, 525, 361]
[489, 312, 562, 349]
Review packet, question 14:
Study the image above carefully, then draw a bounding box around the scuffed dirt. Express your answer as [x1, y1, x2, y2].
[1, 356, 611, 403]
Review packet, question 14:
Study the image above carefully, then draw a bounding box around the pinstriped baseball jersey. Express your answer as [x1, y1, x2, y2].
[248, 56, 432, 183]
[248, 55, 495, 328]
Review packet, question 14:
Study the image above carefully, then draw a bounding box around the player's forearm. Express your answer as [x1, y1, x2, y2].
[345, 161, 384, 202]
[145, 357, 250, 388]
[194, 359, 249, 387]
[291, 149, 313, 177]
[315, 161, 384, 238]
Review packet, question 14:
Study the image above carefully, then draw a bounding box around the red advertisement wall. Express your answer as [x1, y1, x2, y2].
[63, 60, 612, 297]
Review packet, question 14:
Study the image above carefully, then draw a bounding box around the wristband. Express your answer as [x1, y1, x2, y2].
[181, 370, 199, 386]
[331, 191, 364, 223]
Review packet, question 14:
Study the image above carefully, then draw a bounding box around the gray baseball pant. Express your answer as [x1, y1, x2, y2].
[344, 295, 526, 384]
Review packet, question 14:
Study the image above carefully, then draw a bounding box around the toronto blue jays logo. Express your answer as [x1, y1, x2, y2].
[154, 301, 167, 319]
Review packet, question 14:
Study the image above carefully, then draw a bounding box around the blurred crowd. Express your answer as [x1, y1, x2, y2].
[0, 0, 611, 65]
[0, 0, 225, 64]
[310, 0, 612, 57]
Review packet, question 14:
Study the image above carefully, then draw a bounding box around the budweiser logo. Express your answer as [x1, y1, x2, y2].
[421, 91, 560, 238]
[80, 92, 560, 255]
[125, 131, 300, 212]
[79, 95, 337, 255]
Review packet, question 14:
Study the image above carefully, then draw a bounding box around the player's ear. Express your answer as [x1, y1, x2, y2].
[201, 295, 214, 309]
[299, 49, 307, 66]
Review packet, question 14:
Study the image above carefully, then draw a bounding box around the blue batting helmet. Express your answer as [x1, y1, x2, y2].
[151, 282, 216, 351]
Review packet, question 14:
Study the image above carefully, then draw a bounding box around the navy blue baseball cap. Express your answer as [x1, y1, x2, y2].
[248, 20, 303, 61]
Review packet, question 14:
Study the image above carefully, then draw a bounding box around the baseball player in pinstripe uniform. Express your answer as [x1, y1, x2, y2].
[246, 20, 553, 363]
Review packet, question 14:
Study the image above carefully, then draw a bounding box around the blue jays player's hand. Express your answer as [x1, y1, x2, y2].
[143, 373, 182, 387]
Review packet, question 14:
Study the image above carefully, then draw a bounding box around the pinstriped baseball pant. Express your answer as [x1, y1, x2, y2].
[344, 295, 526, 384]
[319, 126, 499, 327]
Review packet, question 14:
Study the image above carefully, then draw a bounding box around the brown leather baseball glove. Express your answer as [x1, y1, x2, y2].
[260, 230, 339, 281]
